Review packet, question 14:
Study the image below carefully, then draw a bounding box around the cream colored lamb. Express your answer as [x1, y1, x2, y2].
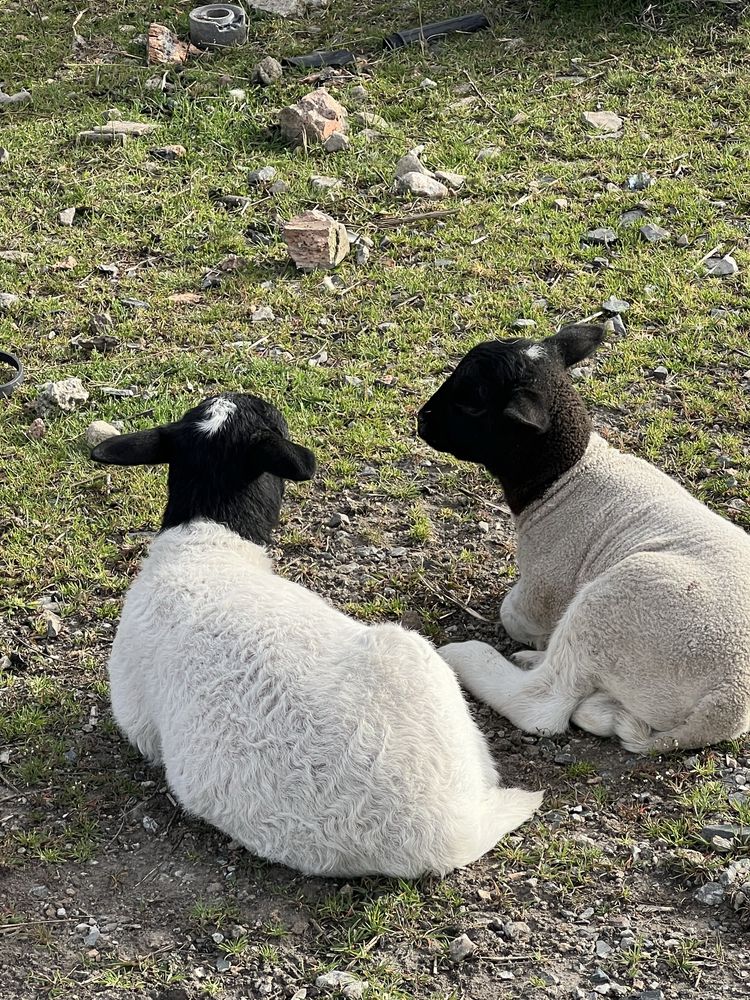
[91, 392, 542, 877]
[418, 324, 750, 753]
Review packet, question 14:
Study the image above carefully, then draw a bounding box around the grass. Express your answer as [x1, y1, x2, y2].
[2, 0, 750, 996]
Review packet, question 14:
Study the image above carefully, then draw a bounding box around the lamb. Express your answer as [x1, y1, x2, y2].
[91, 392, 542, 877]
[417, 324, 750, 754]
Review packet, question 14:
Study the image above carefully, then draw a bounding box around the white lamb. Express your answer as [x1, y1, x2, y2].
[91, 392, 542, 877]
[417, 324, 750, 753]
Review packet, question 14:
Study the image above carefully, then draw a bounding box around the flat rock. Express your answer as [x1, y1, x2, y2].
[89, 120, 158, 137]
[58, 207, 76, 226]
[0, 292, 19, 308]
[316, 971, 360, 989]
[640, 223, 670, 243]
[251, 306, 275, 323]
[354, 111, 389, 131]
[583, 228, 618, 246]
[583, 110, 623, 132]
[396, 172, 449, 199]
[247, 0, 301, 14]
[619, 207, 647, 226]
[602, 296, 630, 313]
[705, 254, 739, 277]
[434, 170, 466, 190]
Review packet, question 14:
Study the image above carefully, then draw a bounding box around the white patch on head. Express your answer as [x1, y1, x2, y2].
[198, 397, 237, 436]
[524, 344, 546, 360]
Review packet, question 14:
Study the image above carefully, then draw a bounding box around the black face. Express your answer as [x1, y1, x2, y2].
[417, 339, 551, 462]
[91, 392, 316, 545]
[417, 325, 607, 511]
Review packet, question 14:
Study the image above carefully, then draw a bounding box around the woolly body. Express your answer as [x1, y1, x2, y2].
[97, 394, 541, 878]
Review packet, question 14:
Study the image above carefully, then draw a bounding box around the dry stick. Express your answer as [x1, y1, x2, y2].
[731, 347, 750, 362]
[462, 70, 496, 114]
[419, 573, 498, 624]
[0, 918, 77, 934]
[374, 208, 460, 228]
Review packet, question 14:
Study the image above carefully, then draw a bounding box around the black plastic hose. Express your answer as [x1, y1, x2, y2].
[383, 13, 489, 50]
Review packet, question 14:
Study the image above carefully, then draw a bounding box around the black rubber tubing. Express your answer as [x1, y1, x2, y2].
[383, 13, 490, 50]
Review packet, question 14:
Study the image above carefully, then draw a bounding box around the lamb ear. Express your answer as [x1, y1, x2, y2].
[91, 427, 171, 466]
[503, 388, 550, 433]
[255, 432, 316, 482]
[547, 323, 606, 367]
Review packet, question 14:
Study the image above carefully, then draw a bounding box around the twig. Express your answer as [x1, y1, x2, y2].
[419, 573, 498, 624]
[730, 347, 750, 362]
[462, 70, 496, 114]
[0, 918, 76, 934]
[374, 209, 460, 228]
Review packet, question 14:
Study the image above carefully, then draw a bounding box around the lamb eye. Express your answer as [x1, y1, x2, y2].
[457, 401, 487, 418]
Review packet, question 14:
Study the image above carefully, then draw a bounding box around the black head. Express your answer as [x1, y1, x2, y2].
[91, 393, 316, 544]
[417, 324, 606, 513]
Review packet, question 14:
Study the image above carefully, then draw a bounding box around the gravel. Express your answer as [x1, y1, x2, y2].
[448, 933, 477, 961]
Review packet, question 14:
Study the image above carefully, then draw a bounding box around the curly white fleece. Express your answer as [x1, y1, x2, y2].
[108, 520, 542, 877]
[441, 433, 750, 753]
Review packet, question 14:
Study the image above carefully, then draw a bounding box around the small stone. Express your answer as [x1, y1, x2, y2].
[602, 295, 630, 314]
[595, 939, 612, 958]
[211, 932, 224, 944]
[0, 292, 19, 308]
[149, 144, 186, 161]
[694, 881, 725, 905]
[396, 172, 449, 199]
[328, 512, 350, 528]
[342, 985, 364, 1000]
[355, 111, 388, 131]
[43, 609, 63, 639]
[591, 969, 611, 985]
[434, 170, 466, 190]
[228, 88, 246, 102]
[640, 223, 670, 243]
[58, 207, 76, 226]
[636, 992, 664, 1000]
[395, 152, 430, 179]
[651, 365, 669, 381]
[35, 378, 89, 415]
[84, 928, 101, 947]
[311, 175, 342, 192]
[554, 197, 569, 210]
[251, 305, 275, 323]
[420, 77, 438, 90]
[478, 521, 490, 533]
[705, 254, 739, 277]
[252, 56, 283, 86]
[248, 166, 277, 185]
[120, 297, 150, 310]
[270, 180, 290, 195]
[284, 209, 350, 270]
[583, 228, 618, 246]
[505, 921, 531, 941]
[28, 418, 47, 440]
[0, 148, 8, 164]
[350, 85, 367, 103]
[390, 546, 408, 558]
[316, 971, 360, 989]
[28, 885, 49, 899]
[609, 313, 627, 337]
[476, 146, 500, 161]
[324, 132, 349, 153]
[583, 110, 623, 132]
[142, 815, 158, 833]
[85, 421, 120, 449]
[513, 318, 536, 328]
[627, 171, 653, 190]
[448, 933, 476, 962]
[619, 207, 647, 227]
[215, 956, 231, 973]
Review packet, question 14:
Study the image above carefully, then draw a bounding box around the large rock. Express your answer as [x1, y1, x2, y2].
[279, 89, 348, 147]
